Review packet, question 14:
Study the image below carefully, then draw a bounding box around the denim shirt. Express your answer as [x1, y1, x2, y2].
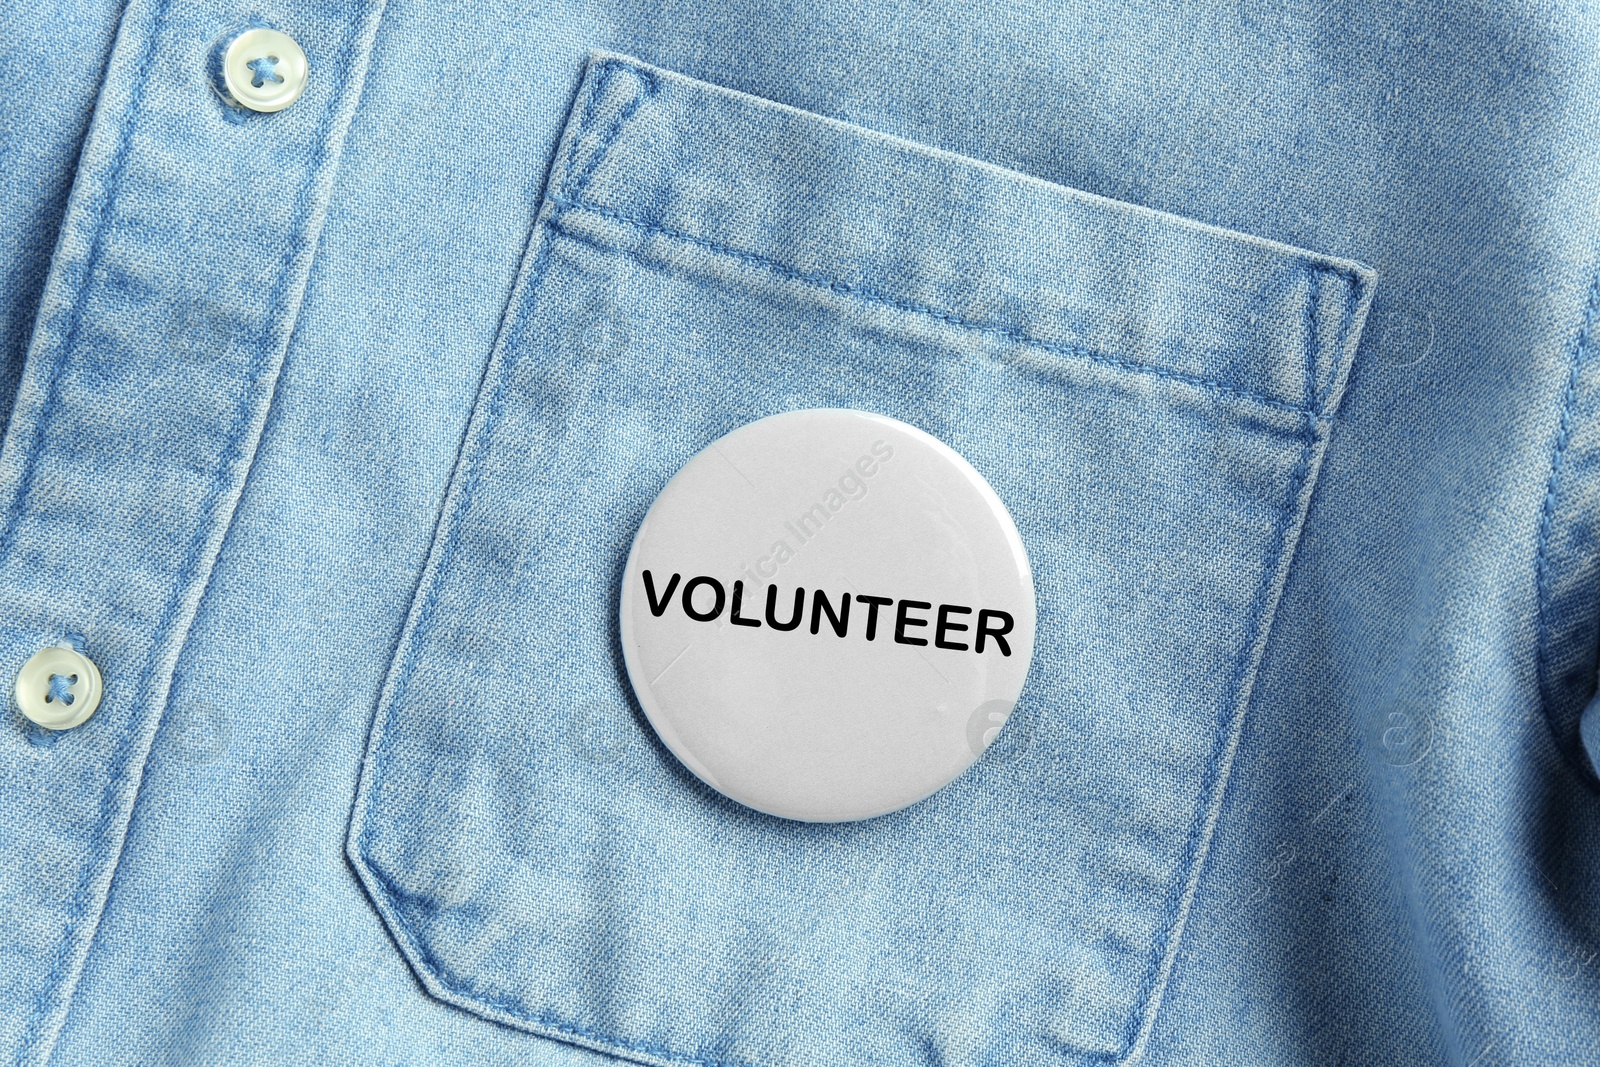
[2, 2, 1599, 1065]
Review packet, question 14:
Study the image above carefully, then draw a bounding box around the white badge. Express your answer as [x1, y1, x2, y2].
[620, 409, 1036, 822]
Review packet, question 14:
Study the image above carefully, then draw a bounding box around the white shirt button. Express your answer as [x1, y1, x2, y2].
[222, 28, 308, 113]
[15, 646, 104, 731]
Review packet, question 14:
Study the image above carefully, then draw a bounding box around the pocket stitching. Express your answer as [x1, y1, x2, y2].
[1303, 264, 1320, 410]
[549, 194, 1349, 424]
[1109, 417, 1321, 1062]
[356, 61, 653, 781]
[560, 59, 661, 204]
[353, 858, 761, 1067]
[350, 58, 748, 1067]
[1534, 261, 1600, 776]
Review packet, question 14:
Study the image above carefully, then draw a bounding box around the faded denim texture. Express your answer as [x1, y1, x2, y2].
[2, 3, 1599, 1067]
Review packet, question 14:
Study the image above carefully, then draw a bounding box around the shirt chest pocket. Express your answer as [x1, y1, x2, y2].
[347, 53, 1373, 1067]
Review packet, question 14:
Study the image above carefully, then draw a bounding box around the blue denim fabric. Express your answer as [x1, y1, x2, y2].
[348, 56, 1371, 1066]
[2, 2, 1599, 1067]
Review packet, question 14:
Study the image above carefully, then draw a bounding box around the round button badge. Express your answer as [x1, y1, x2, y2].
[620, 409, 1036, 822]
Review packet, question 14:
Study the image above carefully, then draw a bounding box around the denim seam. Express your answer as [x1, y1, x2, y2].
[4, 0, 175, 1055]
[560, 59, 660, 204]
[1303, 264, 1321, 410]
[11, 5, 365, 1060]
[1099, 414, 1321, 1063]
[361, 862, 765, 1067]
[350, 66, 789, 1067]
[359, 60, 646, 773]
[546, 196, 1327, 421]
[1327, 265, 1362, 411]
[1534, 261, 1600, 766]
[351, 67, 766, 1067]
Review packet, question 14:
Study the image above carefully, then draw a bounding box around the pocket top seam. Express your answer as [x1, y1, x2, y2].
[548, 195, 1333, 424]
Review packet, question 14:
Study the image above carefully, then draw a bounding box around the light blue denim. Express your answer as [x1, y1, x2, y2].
[1, 2, 1598, 1066]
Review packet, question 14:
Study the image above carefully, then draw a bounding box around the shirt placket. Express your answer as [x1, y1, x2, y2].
[0, 0, 384, 1062]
